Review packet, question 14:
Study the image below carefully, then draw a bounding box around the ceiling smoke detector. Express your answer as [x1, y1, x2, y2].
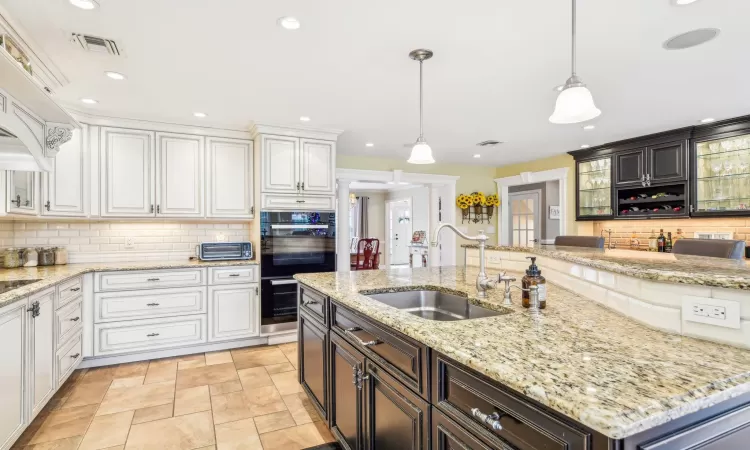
[476, 140, 502, 147]
[663, 28, 719, 50]
[71, 33, 121, 56]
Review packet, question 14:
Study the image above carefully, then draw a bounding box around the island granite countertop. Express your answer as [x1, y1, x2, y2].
[295, 265, 750, 440]
[0, 259, 258, 309]
[463, 244, 750, 290]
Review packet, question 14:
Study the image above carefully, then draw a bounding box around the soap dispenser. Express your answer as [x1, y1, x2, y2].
[522, 257, 547, 309]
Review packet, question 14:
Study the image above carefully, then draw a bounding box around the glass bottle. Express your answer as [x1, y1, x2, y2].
[648, 229, 658, 252]
[54, 247, 68, 265]
[665, 232, 673, 253]
[657, 229, 666, 252]
[38, 247, 55, 266]
[3, 248, 21, 269]
[674, 228, 685, 242]
[521, 257, 547, 309]
[23, 247, 38, 267]
[630, 232, 640, 250]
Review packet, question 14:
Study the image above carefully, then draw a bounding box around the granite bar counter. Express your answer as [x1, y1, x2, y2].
[295, 266, 750, 440]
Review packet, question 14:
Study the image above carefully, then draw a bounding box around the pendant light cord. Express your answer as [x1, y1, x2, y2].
[419, 60, 424, 139]
[571, 0, 577, 76]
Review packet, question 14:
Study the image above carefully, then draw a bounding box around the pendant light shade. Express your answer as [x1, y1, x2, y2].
[408, 49, 435, 164]
[550, 0, 601, 124]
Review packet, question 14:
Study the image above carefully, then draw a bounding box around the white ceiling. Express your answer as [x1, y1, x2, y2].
[2, 0, 749, 166]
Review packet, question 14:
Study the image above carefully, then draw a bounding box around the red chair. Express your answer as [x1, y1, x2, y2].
[352, 238, 380, 271]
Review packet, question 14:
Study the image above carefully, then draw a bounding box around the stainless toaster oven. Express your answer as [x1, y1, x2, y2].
[196, 242, 253, 261]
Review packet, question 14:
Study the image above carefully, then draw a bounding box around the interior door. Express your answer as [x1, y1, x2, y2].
[300, 139, 335, 195]
[43, 128, 85, 216]
[330, 331, 365, 450]
[101, 127, 156, 217]
[262, 136, 299, 193]
[509, 191, 540, 247]
[389, 202, 411, 265]
[156, 133, 204, 217]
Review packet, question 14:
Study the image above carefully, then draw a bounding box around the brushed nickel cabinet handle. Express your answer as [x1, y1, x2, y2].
[147, 278, 160, 282]
[69, 317, 80, 322]
[146, 303, 160, 307]
[228, 273, 240, 277]
[344, 328, 380, 347]
[471, 408, 503, 431]
[70, 353, 80, 359]
[147, 333, 159, 337]
[70, 287, 81, 292]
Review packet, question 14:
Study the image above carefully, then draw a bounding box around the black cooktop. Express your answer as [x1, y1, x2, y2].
[0, 279, 41, 294]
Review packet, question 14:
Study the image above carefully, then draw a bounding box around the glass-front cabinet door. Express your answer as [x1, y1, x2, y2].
[694, 133, 750, 214]
[577, 157, 612, 218]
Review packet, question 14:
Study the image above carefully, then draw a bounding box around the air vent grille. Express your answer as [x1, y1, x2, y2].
[477, 140, 502, 146]
[71, 33, 121, 56]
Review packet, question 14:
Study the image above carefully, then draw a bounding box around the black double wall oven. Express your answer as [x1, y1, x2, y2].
[260, 211, 336, 334]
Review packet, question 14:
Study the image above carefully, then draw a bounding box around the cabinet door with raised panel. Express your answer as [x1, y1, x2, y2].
[43, 127, 85, 217]
[101, 128, 156, 217]
[300, 139, 335, 195]
[29, 288, 55, 420]
[7, 171, 39, 215]
[157, 133, 204, 217]
[330, 331, 365, 450]
[261, 135, 299, 193]
[207, 138, 254, 218]
[647, 141, 687, 183]
[208, 284, 258, 342]
[299, 312, 328, 421]
[614, 148, 645, 186]
[0, 302, 26, 450]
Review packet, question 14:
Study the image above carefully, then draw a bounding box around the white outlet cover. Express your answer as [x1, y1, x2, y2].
[124, 237, 135, 249]
[682, 295, 741, 329]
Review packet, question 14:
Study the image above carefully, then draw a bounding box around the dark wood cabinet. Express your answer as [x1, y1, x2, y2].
[298, 312, 328, 421]
[433, 407, 499, 450]
[615, 149, 646, 186]
[329, 331, 365, 450]
[647, 141, 687, 183]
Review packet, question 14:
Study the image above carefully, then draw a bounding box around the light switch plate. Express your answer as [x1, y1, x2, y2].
[682, 295, 740, 329]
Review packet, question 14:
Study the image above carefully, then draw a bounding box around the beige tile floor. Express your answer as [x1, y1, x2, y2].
[13, 343, 335, 450]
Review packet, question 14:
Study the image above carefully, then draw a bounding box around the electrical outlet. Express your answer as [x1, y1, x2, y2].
[682, 296, 740, 329]
[215, 232, 227, 242]
[124, 237, 135, 250]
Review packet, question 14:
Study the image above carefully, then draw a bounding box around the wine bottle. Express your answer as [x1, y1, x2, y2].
[657, 229, 666, 252]
[665, 232, 673, 253]
[648, 229, 658, 252]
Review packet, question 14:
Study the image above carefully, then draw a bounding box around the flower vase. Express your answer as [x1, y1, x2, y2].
[461, 208, 470, 222]
[486, 205, 494, 220]
[473, 205, 482, 223]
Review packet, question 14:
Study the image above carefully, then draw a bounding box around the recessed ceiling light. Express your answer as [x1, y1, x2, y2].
[672, 0, 699, 5]
[69, 0, 99, 10]
[663, 28, 720, 50]
[365, 143, 374, 147]
[193, 112, 207, 118]
[299, 116, 310, 122]
[105, 71, 126, 80]
[700, 117, 716, 123]
[583, 125, 595, 130]
[80, 98, 98, 104]
[278, 17, 301, 30]
[473, 154, 481, 158]
[581, 144, 590, 149]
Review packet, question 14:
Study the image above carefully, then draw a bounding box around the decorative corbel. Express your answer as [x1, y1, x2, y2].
[44, 123, 74, 157]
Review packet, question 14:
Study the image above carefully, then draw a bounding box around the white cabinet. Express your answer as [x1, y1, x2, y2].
[94, 287, 207, 323]
[94, 314, 207, 356]
[208, 284, 259, 342]
[300, 138, 335, 195]
[42, 127, 86, 217]
[156, 133, 204, 217]
[206, 138, 254, 218]
[261, 135, 299, 193]
[0, 302, 26, 450]
[7, 171, 39, 215]
[100, 127, 156, 217]
[261, 193, 336, 211]
[27, 288, 55, 420]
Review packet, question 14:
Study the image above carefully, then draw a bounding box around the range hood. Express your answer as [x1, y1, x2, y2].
[0, 37, 78, 172]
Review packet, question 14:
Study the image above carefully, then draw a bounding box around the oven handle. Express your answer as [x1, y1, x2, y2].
[269, 279, 299, 286]
[270, 224, 329, 229]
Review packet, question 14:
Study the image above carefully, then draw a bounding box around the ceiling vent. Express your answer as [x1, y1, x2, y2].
[477, 140, 502, 146]
[71, 33, 121, 56]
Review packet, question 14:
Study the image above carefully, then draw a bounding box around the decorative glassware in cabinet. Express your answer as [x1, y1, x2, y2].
[695, 134, 750, 212]
[578, 158, 612, 216]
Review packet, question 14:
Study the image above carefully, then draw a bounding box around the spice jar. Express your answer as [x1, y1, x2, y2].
[54, 247, 68, 265]
[23, 247, 38, 267]
[3, 248, 21, 269]
[38, 247, 55, 266]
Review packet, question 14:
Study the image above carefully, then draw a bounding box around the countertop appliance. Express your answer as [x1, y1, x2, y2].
[260, 210, 336, 334]
[195, 242, 253, 261]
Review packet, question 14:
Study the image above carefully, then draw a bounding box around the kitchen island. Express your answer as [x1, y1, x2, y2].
[295, 265, 750, 449]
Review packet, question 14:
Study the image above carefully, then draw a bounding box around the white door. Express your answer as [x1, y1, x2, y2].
[0, 302, 26, 450]
[156, 133, 204, 217]
[509, 191, 540, 247]
[208, 284, 259, 342]
[101, 127, 156, 217]
[261, 135, 299, 193]
[29, 288, 55, 420]
[206, 138, 254, 218]
[389, 202, 411, 265]
[7, 171, 39, 215]
[300, 139, 335, 195]
[42, 127, 86, 216]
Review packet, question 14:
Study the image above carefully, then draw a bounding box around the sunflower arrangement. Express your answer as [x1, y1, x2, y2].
[485, 194, 500, 207]
[456, 194, 472, 209]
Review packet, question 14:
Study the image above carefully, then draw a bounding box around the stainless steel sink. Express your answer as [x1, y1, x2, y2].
[365, 290, 508, 321]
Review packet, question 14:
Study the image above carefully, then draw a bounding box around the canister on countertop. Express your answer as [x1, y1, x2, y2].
[54, 247, 68, 265]
[38, 247, 55, 266]
[3, 248, 21, 269]
[23, 247, 38, 267]
[521, 256, 547, 309]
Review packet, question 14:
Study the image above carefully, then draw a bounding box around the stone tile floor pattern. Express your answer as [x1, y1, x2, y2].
[13, 343, 335, 450]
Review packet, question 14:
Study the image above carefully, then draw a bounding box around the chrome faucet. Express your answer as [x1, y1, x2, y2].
[432, 223, 495, 298]
[602, 229, 614, 249]
[497, 272, 516, 306]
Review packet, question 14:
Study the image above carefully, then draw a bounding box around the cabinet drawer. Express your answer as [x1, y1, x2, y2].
[433, 407, 498, 450]
[432, 352, 591, 450]
[56, 298, 82, 348]
[94, 315, 207, 356]
[57, 276, 82, 309]
[331, 300, 428, 398]
[209, 266, 258, 285]
[95, 269, 205, 292]
[57, 332, 83, 387]
[94, 287, 207, 323]
[300, 285, 327, 326]
[261, 193, 335, 211]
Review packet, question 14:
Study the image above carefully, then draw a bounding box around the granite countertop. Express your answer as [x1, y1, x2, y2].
[295, 266, 750, 440]
[463, 244, 750, 290]
[0, 259, 258, 309]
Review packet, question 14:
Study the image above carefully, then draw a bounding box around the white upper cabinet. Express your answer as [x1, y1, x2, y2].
[261, 136, 299, 193]
[0, 302, 26, 450]
[100, 127, 156, 217]
[43, 127, 86, 217]
[207, 138, 254, 218]
[156, 133, 204, 217]
[300, 139, 335, 195]
[7, 171, 39, 215]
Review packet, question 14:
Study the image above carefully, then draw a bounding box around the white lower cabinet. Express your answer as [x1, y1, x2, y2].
[55, 298, 82, 348]
[0, 302, 26, 450]
[28, 288, 56, 421]
[261, 193, 335, 211]
[56, 333, 83, 388]
[94, 314, 207, 356]
[94, 287, 207, 323]
[208, 284, 259, 342]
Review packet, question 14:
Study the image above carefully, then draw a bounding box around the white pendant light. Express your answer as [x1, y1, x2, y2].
[408, 49, 435, 164]
[549, 0, 601, 124]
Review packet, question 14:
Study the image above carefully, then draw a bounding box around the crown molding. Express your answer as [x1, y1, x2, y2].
[250, 122, 343, 141]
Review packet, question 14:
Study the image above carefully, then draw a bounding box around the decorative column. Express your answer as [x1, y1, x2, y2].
[336, 179, 351, 272]
[428, 184, 441, 267]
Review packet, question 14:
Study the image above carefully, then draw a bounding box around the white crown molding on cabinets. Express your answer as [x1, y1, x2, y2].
[250, 123, 343, 142]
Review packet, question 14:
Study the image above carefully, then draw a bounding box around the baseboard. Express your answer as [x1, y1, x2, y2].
[267, 331, 297, 345]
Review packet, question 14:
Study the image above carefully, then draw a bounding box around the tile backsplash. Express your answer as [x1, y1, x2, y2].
[592, 218, 750, 250]
[0, 221, 251, 263]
